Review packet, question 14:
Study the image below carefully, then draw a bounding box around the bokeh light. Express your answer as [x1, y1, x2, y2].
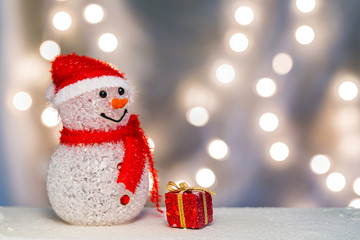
[310, 154, 331, 175]
[234, 6, 254, 25]
[272, 53, 293, 75]
[255, 78, 277, 97]
[12, 91, 32, 111]
[175, 180, 190, 187]
[349, 199, 360, 208]
[147, 137, 155, 152]
[326, 172, 346, 192]
[215, 64, 235, 84]
[229, 33, 249, 53]
[296, 0, 316, 13]
[334, 107, 359, 132]
[295, 25, 315, 45]
[353, 178, 360, 196]
[196, 168, 216, 188]
[208, 139, 229, 160]
[98, 33, 118, 52]
[338, 81, 358, 101]
[52, 11, 72, 31]
[339, 134, 360, 158]
[148, 172, 154, 192]
[259, 112, 279, 132]
[269, 142, 289, 161]
[183, 84, 216, 112]
[186, 106, 209, 127]
[83, 4, 104, 24]
[41, 107, 60, 127]
[39, 40, 60, 61]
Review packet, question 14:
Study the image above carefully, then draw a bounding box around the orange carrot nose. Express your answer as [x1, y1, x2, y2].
[111, 98, 128, 109]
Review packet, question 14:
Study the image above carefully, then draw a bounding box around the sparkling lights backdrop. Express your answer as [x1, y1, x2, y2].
[1, 0, 360, 208]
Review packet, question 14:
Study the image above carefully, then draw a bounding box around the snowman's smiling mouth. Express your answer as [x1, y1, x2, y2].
[100, 109, 128, 123]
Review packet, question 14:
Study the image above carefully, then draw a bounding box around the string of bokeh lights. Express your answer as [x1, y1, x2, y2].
[9, 0, 360, 207]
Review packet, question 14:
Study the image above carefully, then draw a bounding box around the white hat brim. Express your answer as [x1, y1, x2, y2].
[47, 76, 130, 106]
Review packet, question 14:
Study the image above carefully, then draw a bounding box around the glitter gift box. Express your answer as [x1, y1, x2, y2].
[165, 181, 215, 229]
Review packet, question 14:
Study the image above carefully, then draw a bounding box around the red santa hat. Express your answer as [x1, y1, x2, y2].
[47, 53, 130, 106]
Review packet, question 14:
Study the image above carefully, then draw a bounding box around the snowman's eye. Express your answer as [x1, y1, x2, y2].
[99, 90, 107, 98]
[118, 87, 125, 96]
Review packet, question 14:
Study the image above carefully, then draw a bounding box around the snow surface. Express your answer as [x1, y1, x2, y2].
[0, 207, 359, 240]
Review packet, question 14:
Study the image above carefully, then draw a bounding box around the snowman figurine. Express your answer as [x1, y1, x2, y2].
[46, 53, 161, 225]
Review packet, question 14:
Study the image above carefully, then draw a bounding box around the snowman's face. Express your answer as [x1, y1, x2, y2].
[57, 86, 131, 130]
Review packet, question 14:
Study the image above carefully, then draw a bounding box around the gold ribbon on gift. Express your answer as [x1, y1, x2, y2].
[167, 181, 216, 228]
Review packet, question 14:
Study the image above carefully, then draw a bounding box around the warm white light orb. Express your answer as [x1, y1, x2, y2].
[349, 199, 360, 208]
[83, 4, 104, 24]
[234, 6, 254, 25]
[175, 180, 190, 188]
[272, 53, 293, 75]
[216, 64, 235, 84]
[13, 92, 32, 111]
[52, 11, 72, 31]
[229, 33, 249, 53]
[256, 78, 277, 97]
[296, 0, 316, 13]
[334, 107, 359, 132]
[208, 139, 229, 160]
[269, 142, 289, 161]
[147, 137, 155, 152]
[338, 81, 358, 101]
[196, 168, 216, 188]
[326, 172, 346, 192]
[295, 25, 315, 45]
[41, 107, 60, 127]
[310, 154, 331, 175]
[98, 33, 118, 52]
[339, 134, 360, 159]
[148, 172, 154, 192]
[186, 106, 209, 127]
[39, 40, 60, 61]
[259, 112, 279, 132]
[353, 178, 360, 196]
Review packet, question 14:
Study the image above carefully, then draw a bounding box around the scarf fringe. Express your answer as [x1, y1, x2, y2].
[146, 137, 163, 213]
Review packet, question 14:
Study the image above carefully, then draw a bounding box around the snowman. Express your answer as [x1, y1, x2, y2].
[46, 53, 161, 225]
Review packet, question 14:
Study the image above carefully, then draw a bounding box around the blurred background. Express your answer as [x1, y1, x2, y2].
[1, 0, 360, 208]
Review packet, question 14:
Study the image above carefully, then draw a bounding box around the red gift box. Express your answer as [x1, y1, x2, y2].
[165, 181, 215, 229]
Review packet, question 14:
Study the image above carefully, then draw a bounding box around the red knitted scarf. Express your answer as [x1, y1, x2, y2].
[60, 114, 162, 213]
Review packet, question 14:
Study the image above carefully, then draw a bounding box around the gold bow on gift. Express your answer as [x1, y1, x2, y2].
[167, 181, 216, 196]
[166, 181, 215, 228]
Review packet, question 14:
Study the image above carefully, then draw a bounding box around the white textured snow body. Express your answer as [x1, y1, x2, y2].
[47, 142, 149, 226]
